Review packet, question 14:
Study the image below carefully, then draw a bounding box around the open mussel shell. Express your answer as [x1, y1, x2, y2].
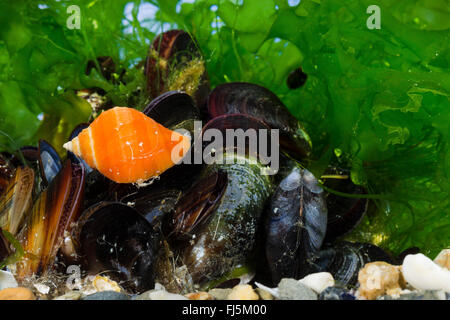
[170, 114, 274, 285]
[177, 161, 272, 285]
[265, 165, 327, 285]
[16, 159, 85, 279]
[0, 166, 34, 236]
[74, 202, 160, 293]
[322, 167, 368, 242]
[121, 188, 182, 227]
[38, 139, 62, 186]
[207, 82, 312, 160]
[169, 170, 227, 240]
[304, 241, 396, 287]
[145, 30, 210, 108]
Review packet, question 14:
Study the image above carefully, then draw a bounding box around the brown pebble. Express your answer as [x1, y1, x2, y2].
[185, 291, 214, 300]
[208, 288, 232, 300]
[358, 261, 404, 300]
[0, 287, 36, 300]
[227, 284, 259, 300]
[434, 249, 449, 270]
[255, 288, 273, 300]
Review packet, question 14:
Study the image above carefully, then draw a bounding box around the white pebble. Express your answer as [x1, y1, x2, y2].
[33, 283, 50, 295]
[299, 272, 335, 293]
[148, 290, 189, 300]
[402, 253, 450, 292]
[0, 271, 18, 290]
[254, 282, 279, 299]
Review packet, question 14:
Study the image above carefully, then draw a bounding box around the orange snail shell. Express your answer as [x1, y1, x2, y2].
[63, 107, 191, 184]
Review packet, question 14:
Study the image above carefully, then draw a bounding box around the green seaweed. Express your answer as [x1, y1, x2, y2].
[0, 0, 448, 257]
[0, 229, 25, 269]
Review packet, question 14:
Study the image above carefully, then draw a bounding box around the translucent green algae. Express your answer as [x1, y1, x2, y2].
[0, 0, 448, 257]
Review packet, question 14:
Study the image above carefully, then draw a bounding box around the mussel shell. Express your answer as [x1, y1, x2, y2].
[0, 166, 35, 236]
[177, 154, 272, 285]
[201, 113, 275, 168]
[16, 159, 85, 278]
[0, 228, 11, 264]
[85, 56, 119, 82]
[38, 139, 62, 186]
[207, 82, 312, 160]
[143, 91, 201, 131]
[0, 154, 15, 195]
[265, 166, 327, 284]
[76, 202, 159, 293]
[121, 188, 182, 227]
[1, 146, 39, 171]
[287, 67, 307, 89]
[169, 170, 227, 240]
[322, 168, 368, 242]
[304, 242, 396, 286]
[145, 30, 209, 108]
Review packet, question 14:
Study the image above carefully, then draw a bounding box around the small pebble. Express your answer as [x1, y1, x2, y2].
[53, 291, 82, 300]
[33, 283, 50, 295]
[434, 249, 449, 270]
[299, 272, 334, 294]
[82, 291, 130, 300]
[0, 270, 18, 290]
[254, 282, 279, 299]
[0, 287, 36, 300]
[255, 288, 274, 300]
[358, 261, 404, 300]
[135, 289, 188, 300]
[377, 290, 444, 300]
[92, 275, 121, 292]
[278, 278, 318, 300]
[208, 288, 232, 300]
[227, 284, 259, 300]
[402, 253, 450, 292]
[319, 286, 356, 300]
[185, 291, 213, 300]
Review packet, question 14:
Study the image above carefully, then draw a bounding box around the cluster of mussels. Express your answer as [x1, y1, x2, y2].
[0, 30, 400, 298]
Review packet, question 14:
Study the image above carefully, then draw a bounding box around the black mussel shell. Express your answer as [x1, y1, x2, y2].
[143, 91, 201, 128]
[322, 167, 368, 242]
[169, 170, 227, 240]
[265, 166, 327, 285]
[38, 139, 62, 186]
[287, 67, 307, 89]
[145, 30, 210, 108]
[207, 82, 312, 160]
[1, 146, 39, 171]
[0, 154, 15, 195]
[76, 202, 160, 293]
[396, 247, 421, 264]
[0, 228, 11, 264]
[121, 188, 182, 227]
[304, 242, 396, 287]
[201, 113, 275, 168]
[86, 56, 124, 83]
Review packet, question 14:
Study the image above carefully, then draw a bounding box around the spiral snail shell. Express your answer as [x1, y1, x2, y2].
[63, 107, 191, 184]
